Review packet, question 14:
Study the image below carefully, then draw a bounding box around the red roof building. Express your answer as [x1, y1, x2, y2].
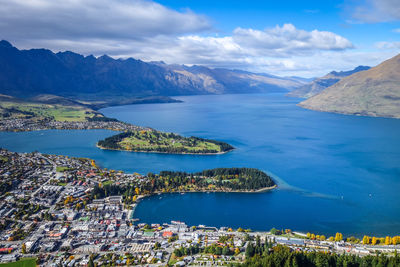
[162, 231, 173, 238]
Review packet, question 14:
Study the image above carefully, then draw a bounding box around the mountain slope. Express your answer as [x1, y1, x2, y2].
[299, 54, 400, 118]
[164, 64, 303, 94]
[0, 94, 102, 121]
[0, 40, 304, 100]
[287, 66, 370, 98]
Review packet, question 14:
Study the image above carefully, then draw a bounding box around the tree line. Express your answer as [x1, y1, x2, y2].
[149, 168, 275, 191]
[90, 168, 275, 201]
[240, 245, 400, 267]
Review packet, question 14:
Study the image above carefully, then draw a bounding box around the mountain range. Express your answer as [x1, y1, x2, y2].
[286, 66, 370, 98]
[1, 40, 399, 119]
[299, 53, 400, 118]
[0, 40, 305, 101]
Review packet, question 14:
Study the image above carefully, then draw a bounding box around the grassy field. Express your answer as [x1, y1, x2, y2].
[0, 258, 37, 267]
[102, 180, 114, 186]
[56, 166, 73, 172]
[118, 130, 223, 153]
[0, 99, 100, 122]
[98, 130, 234, 154]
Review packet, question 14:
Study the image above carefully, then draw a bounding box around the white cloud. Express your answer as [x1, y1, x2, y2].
[393, 28, 400, 33]
[0, 0, 210, 41]
[0, 0, 361, 76]
[134, 23, 354, 61]
[348, 0, 400, 23]
[112, 24, 354, 77]
[375, 41, 400, 49]
[232, 24, 354, 56]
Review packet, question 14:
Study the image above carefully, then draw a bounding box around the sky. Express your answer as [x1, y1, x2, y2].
[0, 0, 400, 77]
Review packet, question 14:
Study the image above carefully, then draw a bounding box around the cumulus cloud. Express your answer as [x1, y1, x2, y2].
[232, 24, 353, 56]
[0, 0, 211, 41]
[0, 0, 357, 76]
[140, 24, 353, 60]
[116, 24, 353, 75]
[348, 0, 400, 23]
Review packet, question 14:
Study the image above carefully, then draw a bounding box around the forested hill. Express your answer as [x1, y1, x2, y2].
[91, 168, 275, 200]
[155, 168, 276, 191]
[0, 40, 305, 101]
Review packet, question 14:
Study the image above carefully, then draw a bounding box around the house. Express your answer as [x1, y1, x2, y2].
[156, 251, 163, 260]
[175, 261, 186, 266]
[0, 248, 13, 254]
[162, 231, 173, 238]
[107, 196, 122, 205]
[0, 254, 19, 263]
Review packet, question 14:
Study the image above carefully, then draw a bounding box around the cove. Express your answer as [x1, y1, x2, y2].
[1, 93, 399, 237]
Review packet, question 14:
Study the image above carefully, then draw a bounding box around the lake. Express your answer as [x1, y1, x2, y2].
[1, 93, 399, 237]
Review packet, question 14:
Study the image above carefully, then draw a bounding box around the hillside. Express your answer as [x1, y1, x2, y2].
[97, 130, 234, 154]
[299, 54, 400, 118]
[0, 40, 305, 100]
[287, 66, 370, 98]
[0, 94, 102, 121]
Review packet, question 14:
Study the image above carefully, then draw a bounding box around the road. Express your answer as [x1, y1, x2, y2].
[31, 155, 57, 198]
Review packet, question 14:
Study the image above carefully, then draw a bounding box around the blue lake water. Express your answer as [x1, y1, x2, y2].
[1, 93, 399, 237]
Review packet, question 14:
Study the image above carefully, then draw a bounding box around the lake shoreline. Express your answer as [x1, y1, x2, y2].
[3, 93, 400, 236]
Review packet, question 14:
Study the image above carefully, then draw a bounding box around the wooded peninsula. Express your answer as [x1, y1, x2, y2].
[97, 130, 234, 154]
[91, 168, 276, 201]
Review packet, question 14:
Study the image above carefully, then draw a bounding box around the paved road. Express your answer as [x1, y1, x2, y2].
[31, 155, 57, 198]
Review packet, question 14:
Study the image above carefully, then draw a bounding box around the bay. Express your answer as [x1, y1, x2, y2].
[1, 93, 399, 237]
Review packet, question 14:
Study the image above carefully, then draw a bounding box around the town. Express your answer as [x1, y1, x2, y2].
[0, 149, 399, 266]
[0, 118, 146, 132]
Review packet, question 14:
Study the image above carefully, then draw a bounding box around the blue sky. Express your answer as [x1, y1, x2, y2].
[0, 0, 399, 77]
[157, 0, 400, 47]
[158, 0, 345, 32]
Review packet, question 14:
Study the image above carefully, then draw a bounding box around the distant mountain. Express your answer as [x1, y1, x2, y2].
[284, 76, 315, 84]
[287, 66, 370, 98]
[163, 64, 304, 94]
[299, 54, 400, 118]
[0, 40, 305, 100]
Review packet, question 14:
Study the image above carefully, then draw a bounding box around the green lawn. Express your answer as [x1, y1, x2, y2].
[0, 258, 37, 267]
[98, 130, 234, 154]
[56, 166, 72, 172]
[118, 131, 222, 153]
[0, 100, 98, 122]
[102, 180, 114, 186]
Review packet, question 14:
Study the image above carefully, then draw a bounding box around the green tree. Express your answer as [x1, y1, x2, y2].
[270, 228, 280, 235]
[222, 246, 230, 255]
[245, 243, 255, 258]
[88, 255, 95, 267]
